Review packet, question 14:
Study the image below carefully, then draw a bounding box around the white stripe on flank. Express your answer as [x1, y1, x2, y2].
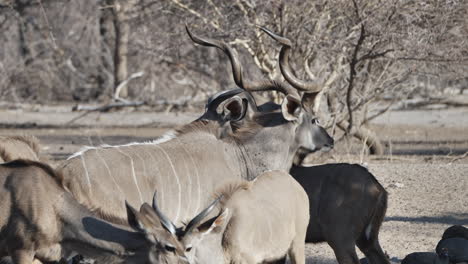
[176, 138, 200, 216]
[95, 149, 124, 197]
[154, 144, 182, 223]
[133, 148, 151, 198]
[117, 148, 143, 204]
[67, 131, 177, 160]
[144, 149, 165, 210]
[80, 155, 92, 194]
[175, 139, 192, 218]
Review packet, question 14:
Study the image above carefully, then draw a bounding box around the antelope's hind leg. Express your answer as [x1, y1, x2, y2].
[288, 239, 306, 264]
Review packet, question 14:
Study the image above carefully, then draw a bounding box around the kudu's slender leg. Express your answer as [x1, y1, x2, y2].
[329, 242, 360, 264]
[357, 237, 389, 264]
[288, 238, 306, 264]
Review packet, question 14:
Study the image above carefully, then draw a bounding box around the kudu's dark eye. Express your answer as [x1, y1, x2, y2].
[312, 118, 320, 125]
[165, 245, 176, 252]
[186, 246, 192, 252]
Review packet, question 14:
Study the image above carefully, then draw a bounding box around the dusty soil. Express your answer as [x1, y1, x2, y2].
[0, 106, 467, 263]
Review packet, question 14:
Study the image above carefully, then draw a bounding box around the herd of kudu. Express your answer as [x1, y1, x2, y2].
[0, 26, 392, 264]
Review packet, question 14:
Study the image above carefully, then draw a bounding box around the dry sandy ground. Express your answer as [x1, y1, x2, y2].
[0, 106, 467, 263]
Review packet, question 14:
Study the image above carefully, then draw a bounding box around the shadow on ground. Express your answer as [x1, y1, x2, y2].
[385, 213, 468, 225]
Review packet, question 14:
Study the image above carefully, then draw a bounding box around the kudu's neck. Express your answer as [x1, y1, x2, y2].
[59, 194, 146, 260]
[174, 128, 249, 178]
[237, 134, 297, 180]
[174, 123, 295, 180]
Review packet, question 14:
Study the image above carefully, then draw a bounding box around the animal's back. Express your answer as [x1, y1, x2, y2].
[290, 163, 387, 243]
[0, 135, 41, 162]
[225, 170, 309, 263]
[0, 160, 64, 258]
[58, 133, 244, 225]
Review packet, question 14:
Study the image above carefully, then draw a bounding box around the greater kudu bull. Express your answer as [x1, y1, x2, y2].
[57, 26, 333, 229]
[0, 159, 193, 264]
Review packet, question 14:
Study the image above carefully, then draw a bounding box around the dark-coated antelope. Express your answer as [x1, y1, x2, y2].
[290, 163, 389, 264]
[0, 159, 193, 264]
[57, 26, 333, 229]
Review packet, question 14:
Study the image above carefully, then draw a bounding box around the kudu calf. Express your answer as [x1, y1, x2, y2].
[57, 26, 332, 227]
[290, 163, 389, 264]
[0, 160, 192, 264]
[149, 170, 309, 264]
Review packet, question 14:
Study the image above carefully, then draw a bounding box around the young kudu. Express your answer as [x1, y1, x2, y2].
[0, 160, 193, 264]
[139, 170, 309, 264]
[184, 170, 309, 264]
[57, 25, 333, 230]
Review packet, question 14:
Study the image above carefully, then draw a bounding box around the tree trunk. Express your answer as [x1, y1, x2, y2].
[99, 1, 114, 98]
[112, 0, 135, 98]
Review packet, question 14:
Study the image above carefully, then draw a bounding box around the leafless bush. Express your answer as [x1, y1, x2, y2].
[0, 0, 467, 152]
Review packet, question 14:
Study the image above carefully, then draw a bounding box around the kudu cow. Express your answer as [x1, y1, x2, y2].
[57, 26, 333, 228]
[0, 159, 194, 264]
[140, 170, 309, 264]
[290, 164, 389, 264]
[0, 135, 41, 163]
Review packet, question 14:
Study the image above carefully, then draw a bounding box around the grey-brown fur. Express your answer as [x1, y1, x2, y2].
[0, 159, 193, 264]
[289, 163, 389, 264]
[180, 170, 309, 264]
[0, 135, 41, 163]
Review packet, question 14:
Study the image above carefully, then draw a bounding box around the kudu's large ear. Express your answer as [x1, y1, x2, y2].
[221, 96, 247, 122]
[127, 202, 159, 243]
[301, 92, 319, 113]
[281, 95, 302, 121]
[126, 201, 148, 232]
[197, 208, 230, 235]
[217, 96, 252, 139]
